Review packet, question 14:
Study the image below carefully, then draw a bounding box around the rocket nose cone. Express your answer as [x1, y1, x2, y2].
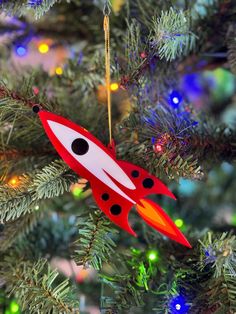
[38, 110, 61, 126]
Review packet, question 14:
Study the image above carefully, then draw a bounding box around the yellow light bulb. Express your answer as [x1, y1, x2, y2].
[38, 43, 49, 54]
[55, 67, 63, 75]
[110, 82, 119, 91]
[8, 176, 19, 187]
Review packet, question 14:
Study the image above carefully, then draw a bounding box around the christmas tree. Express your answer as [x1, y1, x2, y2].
[0, 0, 236, 313]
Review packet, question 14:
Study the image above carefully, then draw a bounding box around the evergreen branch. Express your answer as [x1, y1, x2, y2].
[101, 275, 144, 309]
[0, 210, 43, 252]
[0, 63, 107, 145]
[0, 160, 77, 223]
[0, 0, 59, 19]
[224, 271, 236, 312]
[122, 21, 157, 87]
[0, 175, 36, 223]
[197, 232, 236, 313]
[0, 82, 49, 111]
[151, 8, 197, 61]
[0, 79, 53, 152]
[125, 21, 148, 72]
[101, 238, 198, 312]
[128, 0, 173, 25]
[16, 213, 77, 260]
[73, 210, 118, 270]
[117, 105, 235, 180]
[118, 139, 202, 180]
[0, 256, 79, 313]
[0, 150, 54, 179]
[30, 160, 78, 199]
[202, 272, 236, 313]
[200, 232, 236, 278]
[31, 0, 59, 19]
[122, 8, 196, 87]
[149, 150, 202, 180]
[227, 25, 236, 75]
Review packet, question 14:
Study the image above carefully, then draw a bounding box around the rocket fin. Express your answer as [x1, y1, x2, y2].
[136, 198, 191, 248]
[117, 160, 176, 200]
[90, 180, 136, 236]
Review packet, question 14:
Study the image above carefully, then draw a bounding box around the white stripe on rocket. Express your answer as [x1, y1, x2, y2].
[48, 121, 136, 204]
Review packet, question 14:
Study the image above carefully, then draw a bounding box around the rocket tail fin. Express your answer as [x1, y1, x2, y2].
[117, 160, 176, 200]
[90, 181, 136, 237]
[136, 198, 191, 248]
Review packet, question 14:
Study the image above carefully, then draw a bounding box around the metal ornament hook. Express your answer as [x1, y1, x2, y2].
[103, 0, 111, 16]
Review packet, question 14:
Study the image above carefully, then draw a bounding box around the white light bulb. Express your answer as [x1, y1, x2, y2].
[175, 304, 181, 310]
[173, 97, 179, 104]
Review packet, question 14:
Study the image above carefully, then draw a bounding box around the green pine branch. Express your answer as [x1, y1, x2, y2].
[100, 245, 181, 312]
[0, 210, 43, 252]
[0, 255, 79, 313]
[117, 106, 235, 180]
[0, 175, 35, 223]
[151, 8, 197, 61]
[123, 7, 197, 86]
[126, 21, 148, 72]
[0, 160, 77, 223]
[227, 26, 236, 75]
[30, 160, 77, 199]
[195, 232, 236, 313]
[122, 1, 236, 87]
[73, 210, 118, 270]
[0, 0, 59, 19]
[0, 61, 107, 153]
[0, 80, 53, 159]
[16, 213, 77, 260]
[200, 232, 236, 278]
[101, 275, 144, 310]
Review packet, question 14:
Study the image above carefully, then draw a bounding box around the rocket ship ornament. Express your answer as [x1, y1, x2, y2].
[36, 108, 191, 248]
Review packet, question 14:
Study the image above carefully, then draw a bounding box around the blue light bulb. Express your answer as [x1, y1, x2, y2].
[15, 46, 27, 57]
[28, 0, 42, 7]
[169, 91, 182, 108]
[169, 295, 189, 314]
[173, 97, 179, 104]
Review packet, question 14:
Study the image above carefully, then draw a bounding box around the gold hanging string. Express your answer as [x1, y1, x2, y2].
[103, 11, 112, 144]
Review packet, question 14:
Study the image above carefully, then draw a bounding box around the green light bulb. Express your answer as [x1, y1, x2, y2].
[10, 300, 20, 313]
[72, 187, 83, 198]
[175, 218, 184, 228]
[131, 248, 141, 254]
[147, 250, 158, 262]
[231, 213, 236, 226]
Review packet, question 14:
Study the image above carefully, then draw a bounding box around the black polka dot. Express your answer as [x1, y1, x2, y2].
[131, 170, 139, 178]
[110, 204, 122, 215]
[71, 138, 89, 155]
[102, 193, 109, 201]
[32, 105, 40, 113]
[143, 178, 154, 188]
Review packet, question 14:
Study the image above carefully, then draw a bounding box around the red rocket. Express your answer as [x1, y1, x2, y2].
[38, 110, 191, 248]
